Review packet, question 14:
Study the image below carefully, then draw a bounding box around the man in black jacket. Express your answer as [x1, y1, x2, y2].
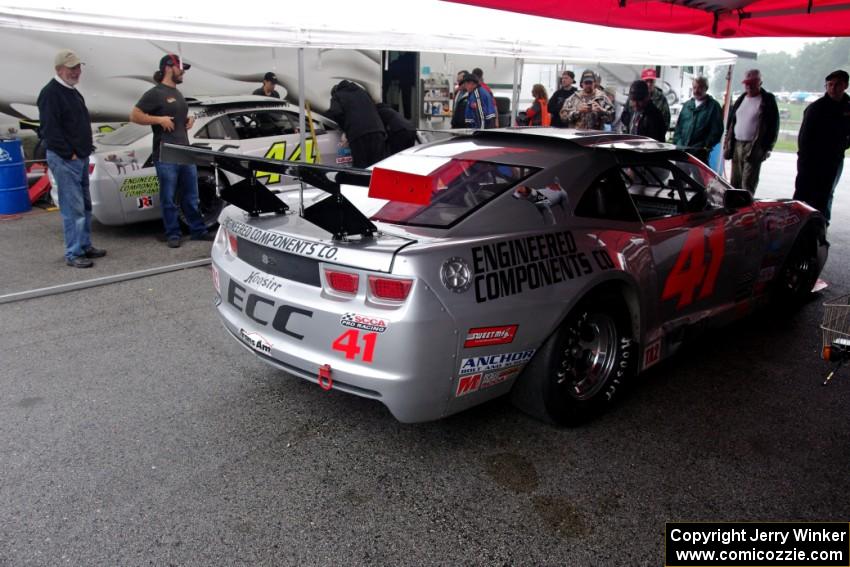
[37, 49, 106, 268]
[618, 80, 666, 142]
[722, 69, 780, 195]
[326, 81, 386, 168]
[376, 103, 417, 156]
[548, 71, 577, 128]
[793, 70, 850, 221]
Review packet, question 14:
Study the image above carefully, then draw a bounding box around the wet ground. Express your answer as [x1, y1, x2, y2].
[1, 152, 848, 566]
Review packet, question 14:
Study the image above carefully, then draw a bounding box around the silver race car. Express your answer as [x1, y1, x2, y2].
[58, 96, 342, 229]
[165, 128, 828, 425]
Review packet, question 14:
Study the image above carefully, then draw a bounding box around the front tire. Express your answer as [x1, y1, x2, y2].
[773, 225, 824, 302]
[511, 295, 637, 426]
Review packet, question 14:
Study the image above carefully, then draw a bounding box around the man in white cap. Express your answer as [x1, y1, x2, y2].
[37, 49, 107, 268]
[722, 69, 779, 195]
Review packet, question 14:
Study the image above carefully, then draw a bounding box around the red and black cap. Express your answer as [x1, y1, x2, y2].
[159, 54, 190, 72]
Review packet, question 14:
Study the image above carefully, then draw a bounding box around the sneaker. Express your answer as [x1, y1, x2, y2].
[66, 256, 93, 268]
[190, 232, 215, 242]
[84, 246, 107, 258]
[167, 237, 182, 248]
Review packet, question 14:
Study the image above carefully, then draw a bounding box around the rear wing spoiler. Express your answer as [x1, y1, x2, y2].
[161, 143, 375, 240]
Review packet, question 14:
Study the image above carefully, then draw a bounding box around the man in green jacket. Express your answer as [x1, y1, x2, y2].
[673, 76, 724, 167]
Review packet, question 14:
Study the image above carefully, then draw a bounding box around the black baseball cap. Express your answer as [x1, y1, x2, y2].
[159, 54, 190, 72]
[461, 73, 479, 84]
[825, 70, 849, 83]
[264, 72, 278, 83]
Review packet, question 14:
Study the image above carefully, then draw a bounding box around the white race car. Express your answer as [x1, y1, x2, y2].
[52, 96, 343, 229]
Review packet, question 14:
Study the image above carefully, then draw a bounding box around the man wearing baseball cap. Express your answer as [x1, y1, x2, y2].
[722, 69, 779, 195]
[618, 80, 666, 142]
[37, 49, 107, 268]
[560, 70, 614, 130]
[130, 54, 212, 248]
[793, 69, 850, 221]
[253, 72, 281, 99]
[641, 68, 671, 132]
[461, 73, 497, 129]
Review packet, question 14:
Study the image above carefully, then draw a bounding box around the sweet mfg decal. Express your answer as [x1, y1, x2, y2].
[224, 218, 338, 260]
[458, 349, 536, 376]
[464, 325, 518, 348]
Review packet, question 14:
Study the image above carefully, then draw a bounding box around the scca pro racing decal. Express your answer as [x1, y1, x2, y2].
[340, 313, 389, 333]
[223, 218, 338, 260]
[471, 231, 614, 303]
[455, 366, 523, 397]
[464, 325, 518, 348]
[458, 349, 535, 376]
[239, 328, 272, 354]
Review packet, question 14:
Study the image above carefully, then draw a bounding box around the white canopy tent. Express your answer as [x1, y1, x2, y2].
[0, 0, 737, 162]
[0, 0, 737, 65]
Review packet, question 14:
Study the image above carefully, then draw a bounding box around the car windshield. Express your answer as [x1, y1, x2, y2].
[369, 157, 537, 228]
[96, 123, 150, 146]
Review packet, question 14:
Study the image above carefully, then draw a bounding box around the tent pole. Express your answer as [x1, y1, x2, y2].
[511, 57, 523, 127]
[719, 62, 735, 178]
[298, 47, 306, 214]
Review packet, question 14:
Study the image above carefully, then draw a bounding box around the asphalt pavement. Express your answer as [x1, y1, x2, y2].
[1, 153, 849, 566]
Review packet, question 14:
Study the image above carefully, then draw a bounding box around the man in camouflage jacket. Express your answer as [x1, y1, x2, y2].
[560, 69, 614, 130]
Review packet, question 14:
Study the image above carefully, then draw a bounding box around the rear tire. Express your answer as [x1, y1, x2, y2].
[511, 294, 637, 426]
[177, 168, 226, 232]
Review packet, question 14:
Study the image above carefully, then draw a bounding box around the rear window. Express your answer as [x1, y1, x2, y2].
[96, 123, 149, 146]
[369, 159, 537, 228]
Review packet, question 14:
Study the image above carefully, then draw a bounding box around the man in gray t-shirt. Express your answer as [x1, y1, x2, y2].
[130, 54, 212, 247]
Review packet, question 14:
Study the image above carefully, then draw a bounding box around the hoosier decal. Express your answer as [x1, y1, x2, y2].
[244, 271, 283, 293]
[223, 218, 338, 260]
[464, 325, 518, 348]
[458, 349, 535, 376]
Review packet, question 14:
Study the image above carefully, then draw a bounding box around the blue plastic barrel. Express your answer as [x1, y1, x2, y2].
[0, 139, 30, 214]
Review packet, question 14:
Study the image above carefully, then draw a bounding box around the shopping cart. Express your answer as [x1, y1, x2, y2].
[821, 293, 850, 385]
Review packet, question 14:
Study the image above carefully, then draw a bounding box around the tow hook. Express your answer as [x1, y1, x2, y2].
[318, 364, 333, 391]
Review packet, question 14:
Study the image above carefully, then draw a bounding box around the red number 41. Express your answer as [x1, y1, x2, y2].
[332, 330, 378, 363]
[662, 220, 725, 310]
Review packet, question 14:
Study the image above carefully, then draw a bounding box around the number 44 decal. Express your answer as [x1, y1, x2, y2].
[661, 219, 725, 310]
[256, 140, 316, 184]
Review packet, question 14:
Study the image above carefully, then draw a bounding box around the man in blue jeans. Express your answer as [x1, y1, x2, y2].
[37, 49, 107, 268]
[130, 54, 213, 248]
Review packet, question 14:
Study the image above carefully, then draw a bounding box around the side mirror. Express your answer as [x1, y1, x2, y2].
[724, 188, 753, 209]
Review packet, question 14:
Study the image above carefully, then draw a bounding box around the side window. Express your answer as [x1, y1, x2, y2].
[575, 169, 641, 222]
[622, 163, 710, 220]
[284, 111, 326, 135]
[254, 111, 295, 137]
[227, 113, 259, 140]
[673, 157, 730, 209]
[194, 117, 234, 140]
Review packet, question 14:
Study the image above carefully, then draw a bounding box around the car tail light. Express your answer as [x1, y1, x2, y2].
[88, 163, 95, 175]
[368, 275, 413, 302]
[325, 269, 359, 295]
[227, 231, 238, 256]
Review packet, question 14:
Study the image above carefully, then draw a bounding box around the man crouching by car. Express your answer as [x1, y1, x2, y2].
[130, 54, 214, 248]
